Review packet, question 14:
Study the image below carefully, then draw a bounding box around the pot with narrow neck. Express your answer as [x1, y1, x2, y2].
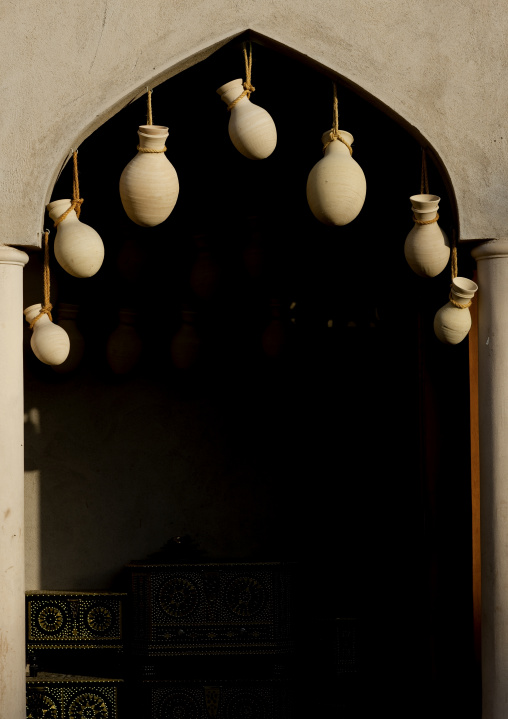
[119, 124, 179, 227]
[404, 194, 450, 278]
[24, 303, 70, 365]
[306, 130, 366, 226]
[217, 79, 277, 160]
[434, 277, 478, 345]
[47, 199, 104, 278]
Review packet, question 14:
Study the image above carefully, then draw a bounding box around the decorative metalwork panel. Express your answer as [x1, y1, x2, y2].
[26, 674, 121, 719]
[26, 592, 125, 650]
[134, 679, 291, 718]
[126, 562, 293, 656]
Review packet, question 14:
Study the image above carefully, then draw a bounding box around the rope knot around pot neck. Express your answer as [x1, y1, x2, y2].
[227, 43, 256, 112]
[412, 212, 439, 225]
[29, 229, 53, 329]
[321, 84, 353, 156]
[53, 151, 84, 226]
[448, 291, 472, 309]
[136, 145, 167, 153]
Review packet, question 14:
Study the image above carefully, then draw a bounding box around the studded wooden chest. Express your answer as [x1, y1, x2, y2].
[129, 677, 291, 718]
[125, 562, 294, 658]
[26, 591, 126, 651]
[26, 673, 123, 719]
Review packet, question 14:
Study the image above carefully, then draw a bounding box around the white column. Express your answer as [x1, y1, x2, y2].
[471, 238, 508, 719]
[0, 246, 29, 719]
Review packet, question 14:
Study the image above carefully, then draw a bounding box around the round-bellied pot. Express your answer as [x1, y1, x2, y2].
[47, 199, 104, 278]
[24, 303, 70, 365]
[404, 194, 450, 277]
[306, 130, 366, 226]
[434, 277, 478, 345]
[119, 125, 179, 227]
[217, 79, 277, 160]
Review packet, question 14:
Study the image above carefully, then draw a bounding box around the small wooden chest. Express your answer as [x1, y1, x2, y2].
[126, 561, 294, 658]
[26, 673, 122, 719]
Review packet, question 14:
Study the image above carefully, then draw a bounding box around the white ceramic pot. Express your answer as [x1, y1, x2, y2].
[47, 200, 104, 278]
[434, 277, 478, 345]
[404, 194, 450, 277]
[306, 130, 366, 226]
[119, 125, 179, 227]
[217, 79, 277, 160]
[24, 303, 70, 365]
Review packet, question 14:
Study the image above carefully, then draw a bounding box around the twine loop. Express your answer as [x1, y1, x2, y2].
[29, 229, 53, 329]
[322, 82, 353, 155]
[54, 151, 83, 226]
[227, 43, 256, 111]
[136, 145, 167, 153]
[449, 291, 472, 310]
[413, 212, 439, 225]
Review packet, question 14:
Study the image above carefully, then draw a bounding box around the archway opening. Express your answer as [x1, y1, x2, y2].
[23, 38, 476, 718]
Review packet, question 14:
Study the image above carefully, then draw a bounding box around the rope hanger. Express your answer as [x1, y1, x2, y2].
[413, 149, 439, 226]
[322, 82, 352, 155]
[137, 88, 167, 154]
[449, 230, 472, 309]
[29, 229, 52, 329]
[53, 151, 83, 227]
[227, 42, 256, 112]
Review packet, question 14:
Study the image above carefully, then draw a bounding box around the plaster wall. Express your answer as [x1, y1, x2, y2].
[1, 0, 507, 248]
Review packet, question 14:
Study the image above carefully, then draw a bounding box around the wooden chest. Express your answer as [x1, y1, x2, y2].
[128, 677, 291, 718]
[26, 591, 126, 651]
[26, 673, 122, 719]
[126, 561, 294, 658]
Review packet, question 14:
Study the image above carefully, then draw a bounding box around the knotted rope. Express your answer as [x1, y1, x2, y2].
[29, 229, 53, 329]
[413, 148, 439, 225]
[53, 151, 83, 226]
[227, 42, 256, 111]
[137, 87, 167, 153]
[322, 82, 353, 155]
[449, 230, 472, 309]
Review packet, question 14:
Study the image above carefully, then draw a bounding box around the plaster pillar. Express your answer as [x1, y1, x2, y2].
[471, 239, 508, 719]
[0, 246, 29, 719]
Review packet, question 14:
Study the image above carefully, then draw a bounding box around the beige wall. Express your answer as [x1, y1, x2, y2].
[2, 0, 508, 249]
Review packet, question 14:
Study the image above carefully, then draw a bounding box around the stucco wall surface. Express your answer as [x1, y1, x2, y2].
[1, 0, 507, 246]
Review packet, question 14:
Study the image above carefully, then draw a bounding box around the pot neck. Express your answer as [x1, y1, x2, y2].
[47, 200, 78, 224]
[137, 125, 169, 151]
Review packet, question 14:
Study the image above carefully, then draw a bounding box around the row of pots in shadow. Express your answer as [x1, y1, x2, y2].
[23, 301, 298, 375]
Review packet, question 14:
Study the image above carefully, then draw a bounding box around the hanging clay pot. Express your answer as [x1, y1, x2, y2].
[106, 310, 143, 375]
[216, 80, 277, 160]
[52, 303, 85, 374]
[434, 277, 478, 345]
[24, 304, 70, 366]
[171, 310, 200, 369]
[306, 130, 366, 226]
[119, 125, 179, 227]
[47, 200, 104, 278]
[190, 234, 221, 301]
[404, 194, 450, 277]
